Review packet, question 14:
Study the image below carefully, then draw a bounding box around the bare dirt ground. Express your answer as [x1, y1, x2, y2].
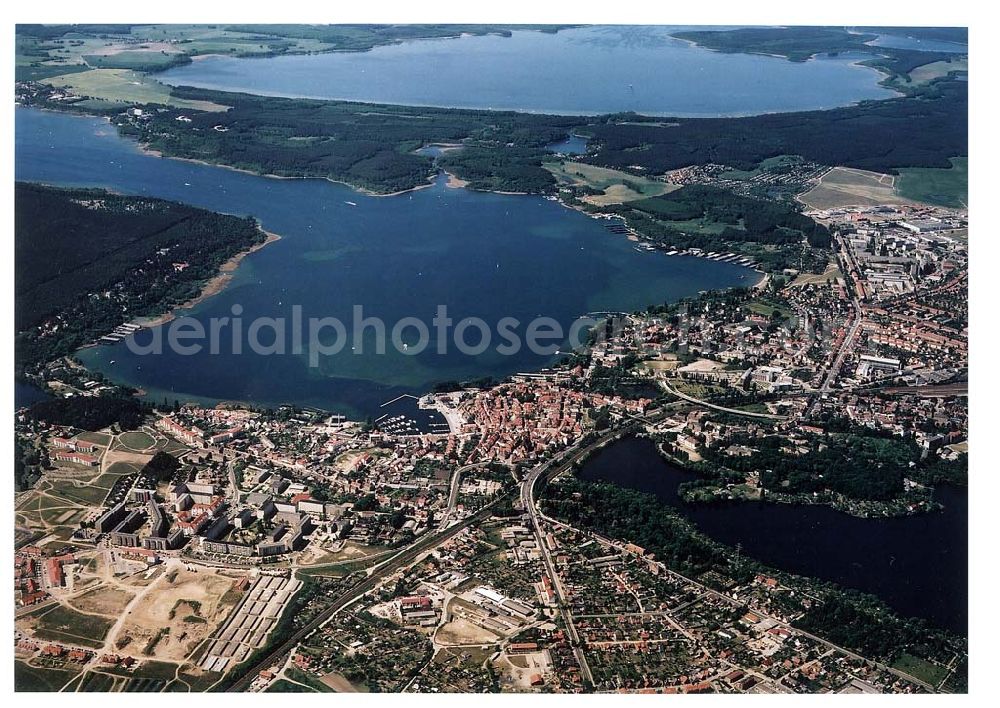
[297, 540, 386, 567]
[789, 260, 844, 287]
[116, 566, 242, 662]
[332, 449, 377, 473]
[435, 617, 501, 646]
[677, 358, 726, 374]
[642, 358, 680, 372]
[495, 649, 552, 691]
[102, 447, 154, 471]
[321, 671, 366, 692]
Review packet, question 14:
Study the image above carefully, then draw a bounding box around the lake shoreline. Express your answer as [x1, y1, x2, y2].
[650, 439, 946, 519]
[667, 33, 911, 96]
[137, 143, 441, 198]
[131, 229, 282, 330]
[138, 142, 517, 199]
[157, 26, 900, 119]
[136, 135, 767, 288]
[553, 191, 770, 289]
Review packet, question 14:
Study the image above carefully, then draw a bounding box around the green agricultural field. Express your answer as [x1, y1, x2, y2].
[159, 438, 191, 455]
[32, 489, 82, 511]
[908, 58, 968, 86]
[747, 300, 793, 319]
[656, 217, 736, 235]
[175, 667, 224, 692]
[790, 260, 843, 287]
[16, 62, 90, 82]
[15, 660, 81, 692]
[83, 51, 187, 71]
[895, 157, 967, 208]
[266, 679, 312, 692]
[126, 660, 183, 681]
[92, 473, 124, 490]
[122, 677, 168, 692]
[41, 69, 227, 111]
[17, 34, 121, 68]
[799, 166, 914, 210]
[105, 461, 145, 476]
[49, 482, 112, 506]
[78, 671, 120, 692]
[296, 564, 353, 579]
[42, 527, 80, 544]
[39, 506, 84, 526]
[16, 25, 333, 76]
[70, 98, 134, 112]
[285, 666, 334, 692]
[125, 24, 342, 56]
[544, 160, 678, 205]
[30, 604, 115, 648]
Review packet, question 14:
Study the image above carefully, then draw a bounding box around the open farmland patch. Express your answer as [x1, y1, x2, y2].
[29, 604, 114, 648]
[798, 167, 919, 209]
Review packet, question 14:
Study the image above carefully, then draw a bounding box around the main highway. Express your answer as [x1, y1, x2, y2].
[519, 407, 676, 688]
[818, 232, 865, 397]
[659, 380, 789, 420]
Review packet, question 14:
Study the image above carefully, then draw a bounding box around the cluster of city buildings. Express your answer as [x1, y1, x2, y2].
[14, 545, 76, 606]
[664, 160, 828, 200]
[49, 434, 104, 467]
[458, 380, 649, 463]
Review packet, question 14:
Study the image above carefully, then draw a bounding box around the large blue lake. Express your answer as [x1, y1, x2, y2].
[16, 108, 754, 417]
[159, 26, 896, 116]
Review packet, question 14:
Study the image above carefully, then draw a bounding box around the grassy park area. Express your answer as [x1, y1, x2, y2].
[544, 160, 678, 206]
[891, 653, 951, 687]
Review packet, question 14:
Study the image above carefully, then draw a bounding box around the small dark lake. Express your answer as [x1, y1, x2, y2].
[577, 435, 967, 634]
[14, 381, 51, 410]
[546, 134, 589, 155]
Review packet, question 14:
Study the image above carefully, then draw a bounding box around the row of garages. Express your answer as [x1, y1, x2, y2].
[199, 574, 301, 673]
